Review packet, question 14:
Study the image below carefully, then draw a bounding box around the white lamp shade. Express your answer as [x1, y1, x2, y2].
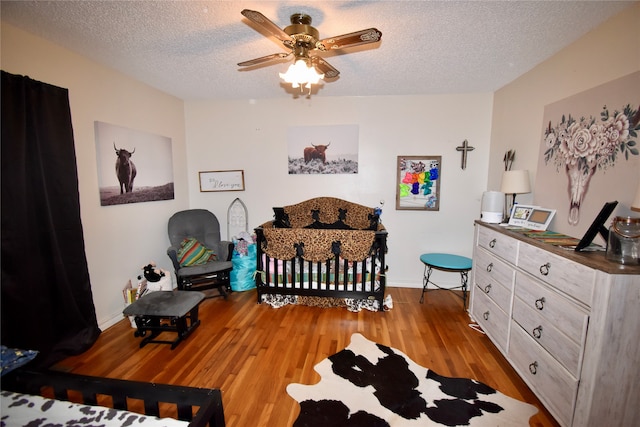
[501, 170, 531, 194]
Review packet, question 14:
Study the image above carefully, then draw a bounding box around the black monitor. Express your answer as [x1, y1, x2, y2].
[574, 201, 618, 252]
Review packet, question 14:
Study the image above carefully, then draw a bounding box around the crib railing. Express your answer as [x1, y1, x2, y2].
[254, 226, 387, 310]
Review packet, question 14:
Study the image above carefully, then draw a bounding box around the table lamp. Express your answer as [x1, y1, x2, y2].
[501, 170, 531, 221]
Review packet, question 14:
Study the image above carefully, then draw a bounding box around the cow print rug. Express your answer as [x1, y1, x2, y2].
[287, 333, 538, 426]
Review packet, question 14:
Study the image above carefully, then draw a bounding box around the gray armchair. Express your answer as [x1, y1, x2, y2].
[167, 209, 233, 298]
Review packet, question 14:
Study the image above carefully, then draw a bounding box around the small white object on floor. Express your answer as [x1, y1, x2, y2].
[383, 294, 393, 311]
[468, 323, 485, 334]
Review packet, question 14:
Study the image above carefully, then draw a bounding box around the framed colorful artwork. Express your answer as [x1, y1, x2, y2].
[396, 156, 441, 210]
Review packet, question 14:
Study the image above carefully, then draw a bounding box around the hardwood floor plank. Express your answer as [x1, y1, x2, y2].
[53, 287, 559, 426]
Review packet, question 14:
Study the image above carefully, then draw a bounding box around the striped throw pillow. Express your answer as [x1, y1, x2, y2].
[177, 237, 217, 267]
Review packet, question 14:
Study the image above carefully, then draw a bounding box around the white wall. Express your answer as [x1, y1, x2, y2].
[1, 23, 190, 329]
[185, 95, 493, 289]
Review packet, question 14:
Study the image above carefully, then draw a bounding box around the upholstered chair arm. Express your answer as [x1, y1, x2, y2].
[219, 241, 234, 262]
[167, 246, 181, 272]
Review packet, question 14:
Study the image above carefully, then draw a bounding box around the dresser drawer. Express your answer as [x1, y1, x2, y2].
[474, 247, 515, 289]
[517, 242, 595, 306]
[474, 268, 512, 314]
[509, 323, 578, 427]
[477, 226, 518, 265]
[514, 272, 589, 347]
[513, 296, 583, 377]
[471, 287, 509, 352]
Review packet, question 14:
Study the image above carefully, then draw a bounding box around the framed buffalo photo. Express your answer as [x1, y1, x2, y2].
[396, 156, 441, 210]
[287, 124, 359, 174]
[199, 170, 245, 192]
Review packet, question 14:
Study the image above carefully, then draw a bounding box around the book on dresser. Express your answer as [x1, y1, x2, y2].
[469, 220, 640, 427]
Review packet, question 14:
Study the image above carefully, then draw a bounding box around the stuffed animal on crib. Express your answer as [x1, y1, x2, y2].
[140, 262, 165, 282]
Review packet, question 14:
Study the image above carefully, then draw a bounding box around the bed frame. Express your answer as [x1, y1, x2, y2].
[2, 369, 225, 427]
[255, 197, 388, 310]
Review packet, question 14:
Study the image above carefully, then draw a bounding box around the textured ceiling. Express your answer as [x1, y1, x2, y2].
[1, 1, 635, 100]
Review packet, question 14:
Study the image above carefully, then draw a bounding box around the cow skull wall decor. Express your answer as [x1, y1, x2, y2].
[543, 104, 639, 225]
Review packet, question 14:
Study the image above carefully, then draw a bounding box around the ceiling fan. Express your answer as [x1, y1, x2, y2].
[238, 9, 382, 87]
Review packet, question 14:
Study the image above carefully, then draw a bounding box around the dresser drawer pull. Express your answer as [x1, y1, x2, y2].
[483, 284, 492, 294]
[532, 325, 543, 339]
[529, 361, 538, 375]
[534, 297, 546, 310]
[486, 263, 493, 272]
[489, 239, 496, 248]
[483, 311, 490, 320]
[539, 262, 551, 276]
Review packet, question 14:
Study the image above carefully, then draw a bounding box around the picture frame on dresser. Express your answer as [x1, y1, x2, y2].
[508, 205, 537, 226]
[574, 200, 618, 252]
[508, 205, 556, 231]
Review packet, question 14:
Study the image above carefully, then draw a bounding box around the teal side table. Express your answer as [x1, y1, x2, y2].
[419, 253, 472, 309]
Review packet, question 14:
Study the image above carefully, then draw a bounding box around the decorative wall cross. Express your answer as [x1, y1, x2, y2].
[456, 139, 475, 170]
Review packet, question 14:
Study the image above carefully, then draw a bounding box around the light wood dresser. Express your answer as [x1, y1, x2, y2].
[470, 221, 640, 427]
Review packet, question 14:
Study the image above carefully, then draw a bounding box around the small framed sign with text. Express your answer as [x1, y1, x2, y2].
[199, 170, 245, 192]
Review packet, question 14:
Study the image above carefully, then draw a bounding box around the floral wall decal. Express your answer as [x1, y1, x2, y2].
[543, 104, 639, 225]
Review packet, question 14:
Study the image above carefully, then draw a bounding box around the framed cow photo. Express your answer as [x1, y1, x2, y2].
[287, 124, 359, 174]
[94, 121, 174, 206]
[396, 155, 441, 210]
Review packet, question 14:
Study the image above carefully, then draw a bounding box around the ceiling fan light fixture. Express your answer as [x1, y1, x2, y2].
[239, 9, 381, 94]
[279, 59, 324, 89]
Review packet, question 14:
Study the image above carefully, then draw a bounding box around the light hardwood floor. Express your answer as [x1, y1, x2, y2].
[54, 287, 559, 426]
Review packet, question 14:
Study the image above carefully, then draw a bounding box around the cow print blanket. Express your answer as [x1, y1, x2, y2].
[1, 390, 188, 427]
[287, 333, 537, 426]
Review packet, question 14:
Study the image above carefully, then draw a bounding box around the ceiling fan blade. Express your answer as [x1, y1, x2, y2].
[317, 28, 382, 51]
[238, 52, 291, 67]
[311, 57, 340, 79]
[241, 9, 294, 46]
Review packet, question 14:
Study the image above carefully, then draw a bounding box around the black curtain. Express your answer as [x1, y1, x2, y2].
[1, 71, 100, 368]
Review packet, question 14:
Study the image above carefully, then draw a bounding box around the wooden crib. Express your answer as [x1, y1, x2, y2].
[254, 197, 388, 311]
